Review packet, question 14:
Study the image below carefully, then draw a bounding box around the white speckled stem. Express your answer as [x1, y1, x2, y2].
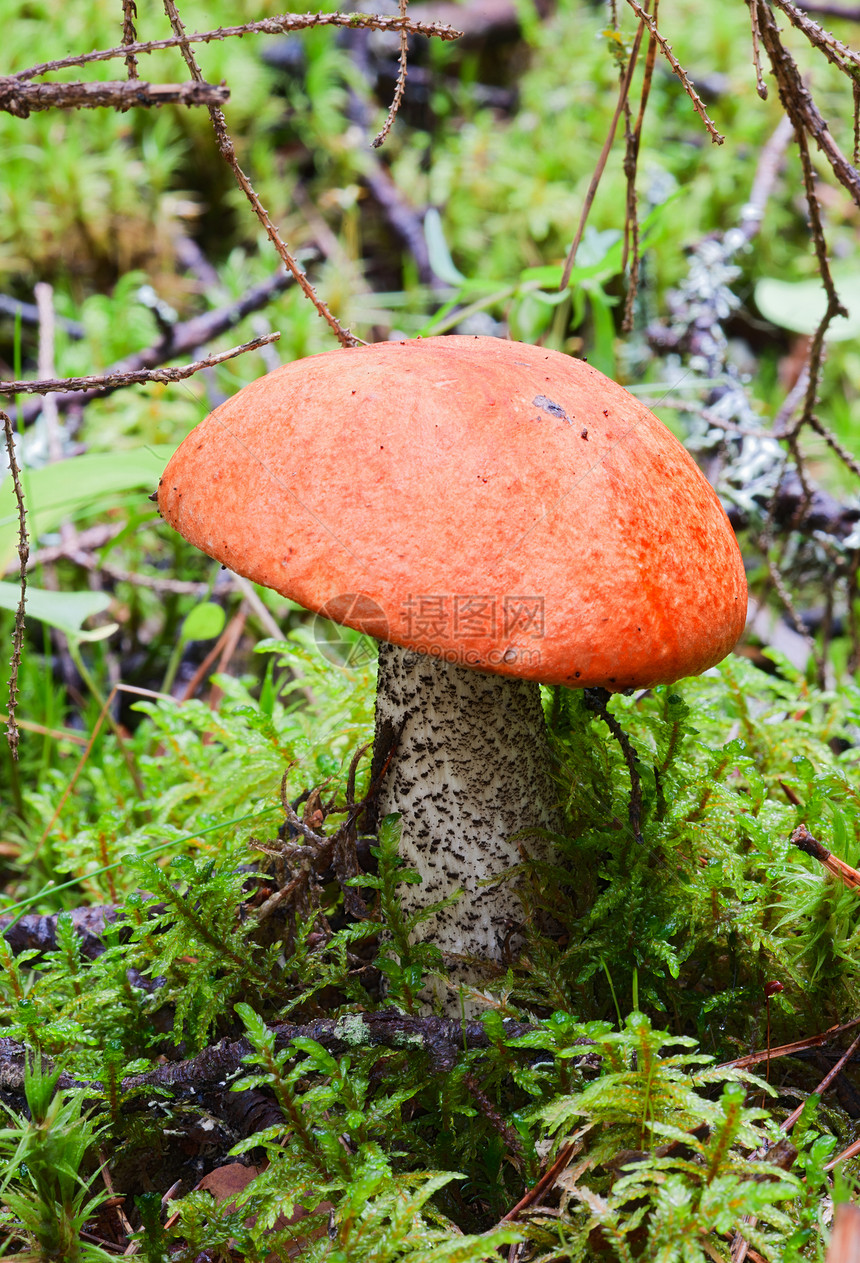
[373, 643, 561, 1002]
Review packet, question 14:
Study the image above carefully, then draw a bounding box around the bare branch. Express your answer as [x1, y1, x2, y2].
[6, 532, 212, 593]
[561, 17, 646, 286]
[2, 411, 28, 760]
[770, 0, 860, 75]
[16, 268, 310, 426]
[373, 0, 410, 147]
[623, 0, 725, 143]
[0, 904, 119, 961]
[0, 333, 279, 397]
[567, 0, 725, 290]
[788, 125, 848, 434]
[0, 77, 228, 117]
[340, 34, 447, 288]
[0, 1012, 536, 1115]
[765, 551, 819, 663]
[745, 0, 769, 98]
[755, 0, 860, 207]
[745, 113, 795, 238]
[806, 414, 860, 481]
[160, 0, 361, 348]
[3, 524, 120, 577]
[0, 293, 84, 338]
[122, 0, 140, 80]
[14, 12, 461, 82]
[622, 0, 659, 331]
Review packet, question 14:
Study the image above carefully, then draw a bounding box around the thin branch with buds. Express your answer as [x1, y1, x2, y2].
[789, 125, 848, 435]
[373, 0, 411, 147]
[0, 77, 227, 117]
[2, 412, 28, 759]
[745, 0, 768, 98]
[0, 333, 280, 397]
[755, 0, 860, 207]
[561, 15, 646, 286]
[771, 0, 860, 75]
[16, 267, 312, 426]
[14, 11, 461, 81]
[622, 0, 658, 330]
[161, 0, 360, 347]
[121, 0, 140, 80]
[623, 0, 724, 142]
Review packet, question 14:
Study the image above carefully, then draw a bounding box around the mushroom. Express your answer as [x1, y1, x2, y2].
[156, 335, 747, 1000]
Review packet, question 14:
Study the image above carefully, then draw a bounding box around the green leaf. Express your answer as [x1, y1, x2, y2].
[0, 445, 177, 571]
[290, 1037, 341, 1078]
[0, 582, 116, 641]
[424, 207, 467, 286]
[755, 274, 860, 341]
[180, 601, 226, 644]
[409, 1225, 523, 1262]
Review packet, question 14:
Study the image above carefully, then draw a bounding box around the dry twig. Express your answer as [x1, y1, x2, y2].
[15, 11, 461, 80]
[1, 411, 28, 759]
[561, 16, 646, 286]
[0, 77, 227, 116]
[373, 0, 410, 147]
[161, 0, 360, 347]
[622, 0, 659, 329]
[790, 823, 860, 892]
[0, 1012, 533, 1115]
[790, 125, 849, 433]
[122, 0, 140, 80]
[340, 32, 448, 288]
[781, 1029, 860, 1132]
[722, 1015, 860, 1072]
[755, 0, 860, 207]
[746, 0, 769, 98]
[17, 266, 311, 426]
[805, 414, 860, 481]
[501, 1140, 581, 1221]
[623, 0, 725, 142]
[34, 284, 61, 461]
[0, 332, 279, 396]
[825, 1203, 860, 1261]
[771, 0, 860, 74]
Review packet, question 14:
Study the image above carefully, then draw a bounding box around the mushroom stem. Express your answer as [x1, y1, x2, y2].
[372, 642, 562, 1003]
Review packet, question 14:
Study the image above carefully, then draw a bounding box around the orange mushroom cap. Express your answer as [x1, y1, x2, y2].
[157, 335, 747, 688]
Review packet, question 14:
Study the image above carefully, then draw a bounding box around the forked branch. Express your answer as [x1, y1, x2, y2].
[15, 11, 461, 81]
